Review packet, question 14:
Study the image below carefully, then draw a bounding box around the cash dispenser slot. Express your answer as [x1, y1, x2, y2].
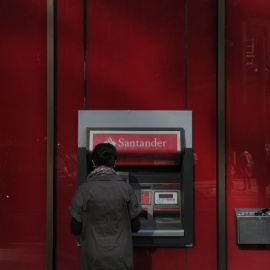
[153, 209, 180, 219]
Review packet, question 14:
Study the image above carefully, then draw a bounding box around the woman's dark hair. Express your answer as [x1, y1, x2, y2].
[91, 143, 117, 167]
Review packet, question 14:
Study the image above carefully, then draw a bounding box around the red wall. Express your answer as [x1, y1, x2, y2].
[56, 0, 217, 269]
[55, 0, 84, 267]
[4, 0, 270, 269]
[226, 0, 270, 269]
[0, 0, 47, 269]
[188, 0, 217, 268]
[86, 0, 186, 110]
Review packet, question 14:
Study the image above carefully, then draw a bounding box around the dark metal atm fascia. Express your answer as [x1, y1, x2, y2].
[131, 147, 193, 247]
[77, 110, 193, 247]
[78, 128, 193, 247]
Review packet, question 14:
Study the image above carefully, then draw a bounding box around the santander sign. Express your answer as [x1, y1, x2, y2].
[89, 130, 180, 165]
[104, 136, 167, 148]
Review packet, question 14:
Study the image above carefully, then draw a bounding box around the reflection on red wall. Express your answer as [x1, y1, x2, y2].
[226, 0, 270, 269]
[55, 0, 84, 268]
[0, 0, 47, 269]
[188, 0, 217, 269]
[86, 0, 186, 110]
[56, 0, 217, 269]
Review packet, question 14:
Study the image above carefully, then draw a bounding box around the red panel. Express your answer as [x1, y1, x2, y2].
[134, 247, 186, 270]
[86, 0, 186, 110]
[187, 0, 217, 269]
[226, 1, 270, 269]
[0, 0, 47, 269]
[55, 0, 84, 269]
[56, 0, 217, 269]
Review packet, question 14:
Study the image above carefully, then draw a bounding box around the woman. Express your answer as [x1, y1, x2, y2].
[69, 143, 142, 270]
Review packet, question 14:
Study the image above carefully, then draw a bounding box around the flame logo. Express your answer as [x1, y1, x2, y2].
[105, 136, 116, 146]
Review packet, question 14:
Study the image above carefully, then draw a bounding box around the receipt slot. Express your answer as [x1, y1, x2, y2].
[78, 110, 193, 247]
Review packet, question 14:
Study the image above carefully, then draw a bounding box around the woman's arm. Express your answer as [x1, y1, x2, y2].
[70, 217, 82, 235]
[130, 215, 141, 232]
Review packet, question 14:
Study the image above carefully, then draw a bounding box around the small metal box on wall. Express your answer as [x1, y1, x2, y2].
[235, 208, 270, 244]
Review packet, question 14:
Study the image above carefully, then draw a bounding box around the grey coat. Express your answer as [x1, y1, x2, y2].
[69, 174, 142, 270]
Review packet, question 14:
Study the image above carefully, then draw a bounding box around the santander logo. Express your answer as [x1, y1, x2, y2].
[104, 136, 167, 148]
[104, 136, 116, 146]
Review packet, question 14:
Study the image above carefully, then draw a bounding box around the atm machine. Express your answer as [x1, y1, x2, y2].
[78, 110, 193, 247]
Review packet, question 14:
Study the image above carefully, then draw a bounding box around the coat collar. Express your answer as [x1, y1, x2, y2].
[87, 174, 120, 182]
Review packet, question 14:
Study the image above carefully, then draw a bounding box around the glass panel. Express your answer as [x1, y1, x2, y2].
[187, 0, 217, 268]
[226, 0, 270, 269]
[86, 0, 186, 110]
[55, 0, 84, 268]
[55, 0, 217, 269]
[0, 1, 47, 269]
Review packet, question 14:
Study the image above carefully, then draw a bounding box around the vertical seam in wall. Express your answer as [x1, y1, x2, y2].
[47, 0, 55, 269]
[185, 2, 188, 268]
[83, 0, 87, 110]
[217, 0, 227, 269]
[185, 0, 188, 110]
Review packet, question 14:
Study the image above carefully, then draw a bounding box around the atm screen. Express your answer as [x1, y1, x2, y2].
[155, 191, 178, 204]
[87, 129, 181, 166]
[159, 194, 173, 198]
